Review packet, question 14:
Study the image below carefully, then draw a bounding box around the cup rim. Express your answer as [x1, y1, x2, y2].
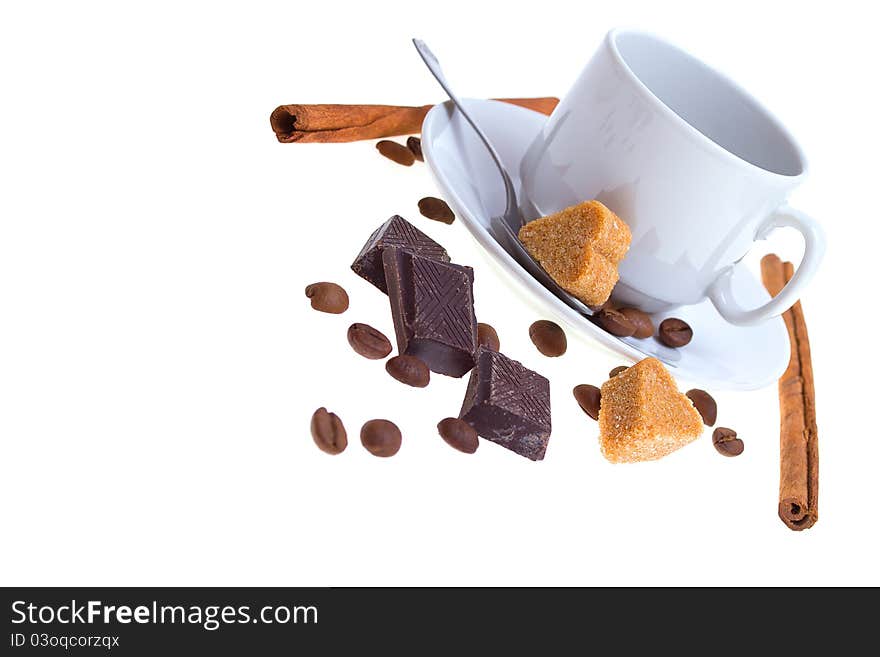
[606, 28, 808, 181]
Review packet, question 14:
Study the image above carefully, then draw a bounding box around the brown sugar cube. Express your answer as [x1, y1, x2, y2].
[518, 200, 631, 307]
[598, 357, 703, 463]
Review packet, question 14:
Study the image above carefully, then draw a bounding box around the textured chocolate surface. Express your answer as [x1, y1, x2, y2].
[383, 247, 477, 378]
[459, 348, 551, 460]
[351, 215, 450, 293]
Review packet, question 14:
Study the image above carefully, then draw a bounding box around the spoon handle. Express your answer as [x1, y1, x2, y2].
[412, 38, 518, 218]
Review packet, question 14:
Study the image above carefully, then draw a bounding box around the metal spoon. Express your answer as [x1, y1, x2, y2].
[412, 38, 594, 317]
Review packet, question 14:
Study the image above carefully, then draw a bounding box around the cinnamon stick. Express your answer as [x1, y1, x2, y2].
[760, 254, 819, 531]
[269, 98, 559, 143]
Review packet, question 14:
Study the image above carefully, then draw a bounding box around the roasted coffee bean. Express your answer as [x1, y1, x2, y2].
[305, 281, 349, 314]
[658, 318, 693, 347]
[361, 419, 402, 457]
[712, 427, 744, 457]
[609, 365, 629, 378]
[437, 417, 479, 454]
[619, 307, 654, 339]
[573, 384, 601, 420]
[376, 140, 415, 166]
[477, 322, 500, 351]
[594, 308, 636, 337]
[310, 407, 347, 455]
[385, 354, 430, 387]
[407, 136, 423, 161]
[529, 320, 567, 356]
[347, 323, 393, 359]
[417, 197, 455, 224]
[686, 389, 717, 426]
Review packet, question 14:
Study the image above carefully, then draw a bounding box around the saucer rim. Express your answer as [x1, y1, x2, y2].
[420, 98, 789, 390]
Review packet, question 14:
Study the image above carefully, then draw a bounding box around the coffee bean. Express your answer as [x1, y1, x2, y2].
[310, 407, 347, 455]
[477, 322, 500, 351]
[573, 384, 601, 420]
[712, 427, 744, 457]
[619, 307, 654, 339]
[589, 299, 615, 313]
[594, 308, 636, 337]
[658, 318, 693, 347]
[347, 323, 393, 359]
[418, 197, 455, 224]
[609, 365, 629, 378]
[361, 419, 402, 457]
[305, 281, 349, 314]
[407, 136, 423, 161]
[437, 417, 479, 454]
[385, 355, 430, 387]
[376, 140, 415, 166]
[529, 320, 567, 356]
[686, 389, 717, 426]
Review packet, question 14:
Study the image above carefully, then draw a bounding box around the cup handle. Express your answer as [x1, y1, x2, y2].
[707, 205, 826, 326]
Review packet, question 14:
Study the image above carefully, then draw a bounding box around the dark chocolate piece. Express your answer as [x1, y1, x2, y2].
[351, 215, 450, 293]
[383, 247, 477, 378]
[459, 348, 551, 460]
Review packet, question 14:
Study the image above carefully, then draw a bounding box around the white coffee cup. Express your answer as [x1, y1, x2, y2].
[520, 28, 825, 325]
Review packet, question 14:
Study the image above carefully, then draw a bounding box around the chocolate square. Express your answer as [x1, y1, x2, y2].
[383, 247, 477, 378]
[351, 215, 450, 294]
[459, 348, 551, 460]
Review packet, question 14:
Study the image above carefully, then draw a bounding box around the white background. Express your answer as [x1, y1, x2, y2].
[1, 0, 878, 586]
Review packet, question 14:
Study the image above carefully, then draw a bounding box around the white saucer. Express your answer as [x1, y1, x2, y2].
[421, 99, 789, 390]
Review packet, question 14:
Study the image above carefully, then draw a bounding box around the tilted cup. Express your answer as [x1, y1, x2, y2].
[521, 29, 825, 325]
